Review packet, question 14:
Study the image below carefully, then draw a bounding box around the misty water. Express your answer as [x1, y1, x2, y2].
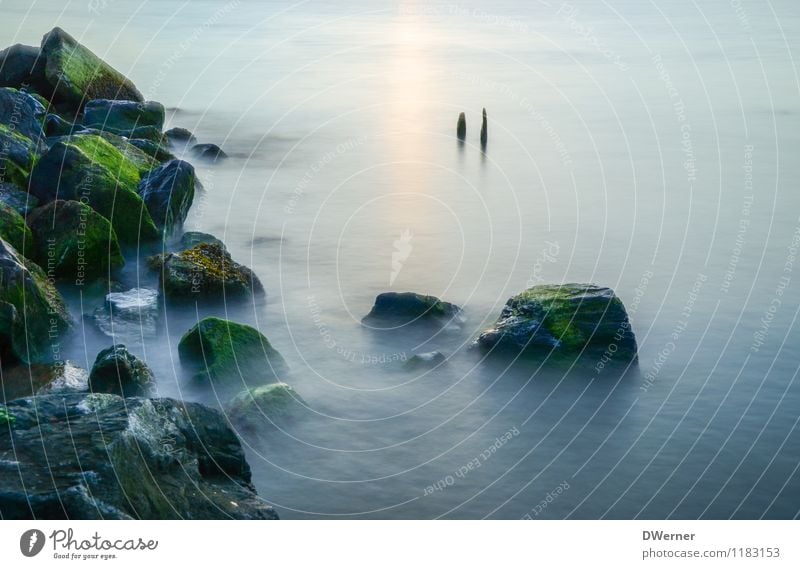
[3, 0, 800, 518]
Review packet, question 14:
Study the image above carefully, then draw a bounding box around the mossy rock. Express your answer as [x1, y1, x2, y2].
[0, 201, 32, 252]
[178, 317, 285, 385]
[163, 127, 196, 148]
[475, 283, 638, 366]
[0, 44, 53, 98]
[27, 200, 124, 281]
[88, 344, 154, 397]
[128, 138, 175, 163]
[362, 292, 464, 329]
[0, 87, 47, 141]
[149, 242, 263, 301]
[0, 405, 14, 428]
[137, 159, 196, 234]
[0, 122, 41, 187]
[0, 239, 71, 365]
[83, 99, 165, 133]
[225, 383, 304, 431]
[40, 27, 143, 109]
[28, 134, 159, 245]
[179, 231, 225, 251]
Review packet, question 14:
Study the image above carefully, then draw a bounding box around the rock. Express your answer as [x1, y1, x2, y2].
[0, 392, 279, 519]
[149, 242, 263, 301]
[457, 112, 466, 140]
[0, 87, 47, 141]
[480, 107, 487, 147]
[0, 239, 71, 365]
[88, 344, 154, 397]
[137, 159, 196, 234]
[404, 351, 447, 371]
[0, 44, 52, 98]
[0, 182, 38, 214]
[0, 88, 47, 187]
[180, 231, 225, 251]
[93, 287, 159, 340]
[26, 200, 124, 281]
[28, 134, 160, 245]
[190, 143, 227, 162]
[164, 126, 197, 147]
[225, 383, 303, 432]
[0, 361, 88, 403]
[0, 405, 13, 427]
[178, 317, 285, 385]
[362, 292, 464, 328]
[39, 27, 143, 109]
[43, 112, 77, 136]
[128, 138, 175, 163]
[0, 201, 32, 252]
[475, 284, 638, 365]
[71, 128, 160, 171]
[83, 99, 165, 134]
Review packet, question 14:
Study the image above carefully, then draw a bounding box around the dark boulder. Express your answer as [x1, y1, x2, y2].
[0, 239, 71, 365]
[404, 351, 447, 371]
[362, 292, 464, 329]
[0, 392, 279, 519]
[137, 159, 196, 234]
[27, 200, 124, 281]
[0, 86, 47, 141]
[43, 112, 78, 136]
[225, 383, 304, 432]
[0, 182, 38, 214]
[93, 287, 159, 340]
[0, 44, 52, 97]
[148, 242, 263, 301]
[39, 27, 143, 108]
[88, 344, 154, 397]
[128, 138, 175, 163]
[28, 134, 160, 245]
[0, 87, 47, 187]
[178, 317, 285, 385]
[0, 361, 88, 403]
[180, 231, 225, 251]
[190, 143, 227, 162]
[83, 99, 165, 134]
[475, 284, 638, 366]
[164, 126, 197, 147]
[457, 112, 466, 140]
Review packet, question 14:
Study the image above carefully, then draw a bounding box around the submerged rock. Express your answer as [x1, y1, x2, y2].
[88, 344, 154, 397]
[28, 134, 160, 245]
[225, 383, 304, 431]
[137, 159, 196, 234]
[149, 242, 263, 301]
[0, 239, 71, 365]
[457, 112, 466, 140]
[93, 287, 159, 340]
[0, 182, 38, 215]
[190, 143, 227, 162]
[178, 317, 285, 385]
[0, 392, 279, 519]
[362, 292, 464, 329]
[0, 361, 88, 403]
[27, 200, 124, 281]
[0, 201, 32, 252]
[403, 351, 447, 371]
[475, 284, 638, 365]
[83, 99, 165, 134]
[39, 27, 143, 108]
[480, 107, 487, 147]
[164, 126, 197, 147]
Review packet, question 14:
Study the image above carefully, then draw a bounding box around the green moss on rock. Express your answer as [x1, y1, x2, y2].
[27, 200, 124, 281]
[0, 201, 32, 252]
[178, 317, 285, 385]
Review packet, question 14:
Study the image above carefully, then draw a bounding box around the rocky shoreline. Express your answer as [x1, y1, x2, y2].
[0, 29, 639, 520]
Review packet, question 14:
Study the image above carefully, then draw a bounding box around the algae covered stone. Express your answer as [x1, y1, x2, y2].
[28, 134, 159, 245]
[362, 292, 463, 328]
[178, 317, 285, 384]
[83, 99, 165, 134]
[225, 383, 304, 431]
[475, 283, 638, 365]
[0, 239, 71, 365]
[40, 27, 143, 108]
[0, 201, 32, 252]
[88, 344, 154, 397]
[27, 200, 124, 281]
[0, 393, 279, 519]
[149, 242, 263, 301]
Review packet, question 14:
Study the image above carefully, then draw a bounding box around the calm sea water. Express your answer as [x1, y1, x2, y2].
[3, 0, 800, 519]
